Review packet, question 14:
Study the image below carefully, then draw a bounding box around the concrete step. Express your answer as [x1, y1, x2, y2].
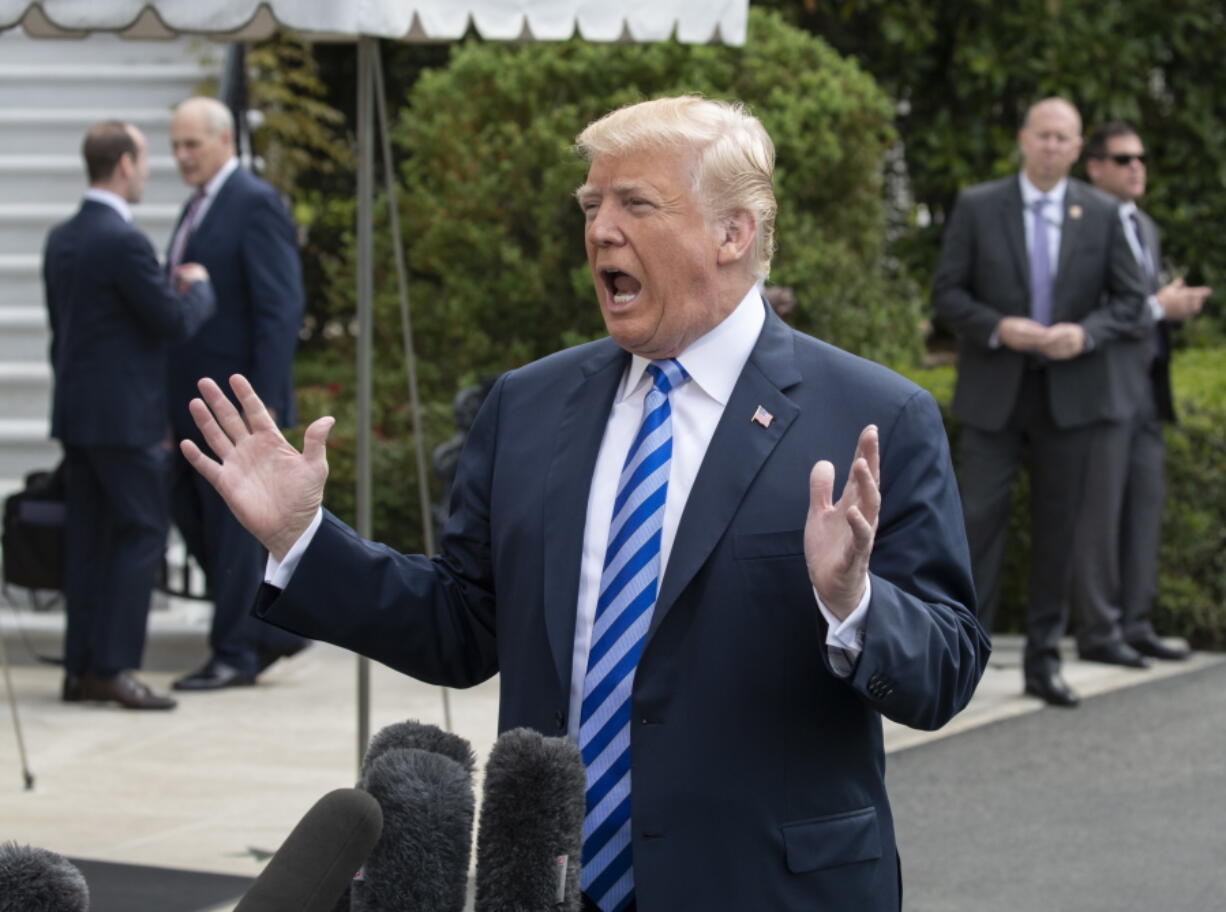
[0, 307, 49, 360]
[0, 63, 210, 109]
[0, 362, 52, 419]
[0, 154, 186, 205]
[0, 201, 179, 256]
[0, 254, 42, 311]
[0, 107, 175, 155]
[0, 29, 222, 67]
[0, 418, 59, 480]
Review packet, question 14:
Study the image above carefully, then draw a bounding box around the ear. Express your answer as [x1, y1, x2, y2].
[716, 209, 757, 267]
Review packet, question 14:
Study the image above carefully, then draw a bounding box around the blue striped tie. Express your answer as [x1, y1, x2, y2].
[579, 358, 688, 912]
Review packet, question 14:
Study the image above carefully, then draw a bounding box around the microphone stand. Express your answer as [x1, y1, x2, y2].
[0, 628, 35, 789]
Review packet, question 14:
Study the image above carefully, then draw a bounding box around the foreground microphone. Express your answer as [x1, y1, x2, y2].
[361, 719, 477, 778]
[0, 842, 89, 912]
[353, 747, 475, 912]
[474, 728, 586, 912]
[234, 788, 382, 912]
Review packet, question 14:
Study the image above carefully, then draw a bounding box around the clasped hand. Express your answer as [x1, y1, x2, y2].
[804, 425, 881, 621]
[180, 375, 335, 562]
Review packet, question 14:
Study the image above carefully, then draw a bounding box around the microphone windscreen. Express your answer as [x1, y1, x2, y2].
[0, 842, 89, 912]
[234, 788, 382, 912]
[354, 748, 475, 912]
[362, 720, 476, 777]
[474, 728, 585, 912]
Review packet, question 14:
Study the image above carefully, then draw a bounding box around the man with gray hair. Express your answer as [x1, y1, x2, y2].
[181, 95, 987, 910]
[164, 96, 308, 691]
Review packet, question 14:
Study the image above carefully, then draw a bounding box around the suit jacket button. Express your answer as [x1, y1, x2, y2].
[554, 710, 566, 732]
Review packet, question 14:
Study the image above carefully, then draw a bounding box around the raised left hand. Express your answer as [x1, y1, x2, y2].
[804, 425, 881, 620]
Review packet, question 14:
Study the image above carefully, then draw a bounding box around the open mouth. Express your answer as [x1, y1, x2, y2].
[601, 268, 642, 305]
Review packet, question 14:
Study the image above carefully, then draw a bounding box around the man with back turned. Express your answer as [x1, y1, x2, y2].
[46, 120, 214, 709]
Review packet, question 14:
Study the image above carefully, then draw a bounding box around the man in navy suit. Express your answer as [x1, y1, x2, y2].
[181, 97, 988, 910]
[164, 97, 308, 691]
[45, 121, 214, 710]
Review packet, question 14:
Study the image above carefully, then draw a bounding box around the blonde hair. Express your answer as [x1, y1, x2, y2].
[576, 96, 777, 279]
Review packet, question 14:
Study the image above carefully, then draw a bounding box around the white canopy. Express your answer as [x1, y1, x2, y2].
[2, 1, 746, 44]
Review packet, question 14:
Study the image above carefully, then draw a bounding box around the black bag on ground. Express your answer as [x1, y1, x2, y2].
[2, 463, 66, 591]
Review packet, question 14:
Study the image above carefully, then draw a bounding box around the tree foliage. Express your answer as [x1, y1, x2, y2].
[759, 0, 1226, 337]
[310, 8, 921, 407]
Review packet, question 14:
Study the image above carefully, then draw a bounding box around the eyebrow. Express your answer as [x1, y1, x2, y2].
[574, 180, 656, 202]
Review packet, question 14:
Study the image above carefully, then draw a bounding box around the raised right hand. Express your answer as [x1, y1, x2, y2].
[180, 374, 334, 562]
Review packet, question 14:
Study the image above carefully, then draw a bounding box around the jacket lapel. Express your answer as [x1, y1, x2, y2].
[184, 168, 240, 258]
[998, 181, 1030, 294]
[649, 305, 801, 639]
[542, 340, 627, 693]
[1054, 181, 1083, 296]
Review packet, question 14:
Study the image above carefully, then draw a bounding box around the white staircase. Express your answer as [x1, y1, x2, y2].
[0, 29, 219, 495]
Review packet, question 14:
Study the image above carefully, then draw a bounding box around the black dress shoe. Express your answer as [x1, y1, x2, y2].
[1024, 671, 1081, 707]
[80, 671, 176, 710]
[1127, 635, 1191, 661]
[1078, 642, 1150, 669]
[62, 674, 83, 703]
[172, 660, 256, 691]
[256, 641, 310, 675]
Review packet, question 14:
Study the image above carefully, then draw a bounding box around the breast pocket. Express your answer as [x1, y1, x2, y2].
[781, 806, 882, 873]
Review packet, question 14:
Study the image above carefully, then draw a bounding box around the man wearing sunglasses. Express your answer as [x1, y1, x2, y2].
[1073, 122, 1212, 665]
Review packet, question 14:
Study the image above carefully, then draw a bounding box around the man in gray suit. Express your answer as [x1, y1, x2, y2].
[1073, 121, 1211, 664]
[933, 97, 1147, 706]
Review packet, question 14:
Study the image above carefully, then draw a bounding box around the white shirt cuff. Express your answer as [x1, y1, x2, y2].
[264, 508, 324, 589]
[1148, 294, 1164, 322]
[815, 576, 871, 677]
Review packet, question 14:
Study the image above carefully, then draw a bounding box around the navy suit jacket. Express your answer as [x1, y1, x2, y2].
[45, 199, 215, 447]
[257, 305, 990, 910]
[167, 167, 302, 438]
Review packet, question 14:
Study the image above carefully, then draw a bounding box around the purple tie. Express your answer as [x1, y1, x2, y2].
[168, 190, 206, 271]
[1029, 197, 1053, 326]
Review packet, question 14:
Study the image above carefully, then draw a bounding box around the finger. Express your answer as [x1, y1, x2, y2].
[853, 456, 881, 528]
[809, 460, 835, 513]
[229, 374, 279, 435]
[189, 397, 235, 460]
[197, 376, 250, 444]
[855, 425, 880, 487]
[179, 438, 223, 489]
[847, 505, 876, 556]
[302, 416, 336, 466]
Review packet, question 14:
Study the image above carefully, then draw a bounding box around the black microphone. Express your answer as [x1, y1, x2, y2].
[361, 719, 477, 778]
[353, 747, 475, 912]
[474, 728, 586, 912]
[234, 788, 382, 912]
[0, 842, 89, 912]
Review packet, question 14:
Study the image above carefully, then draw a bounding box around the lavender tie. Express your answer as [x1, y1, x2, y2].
[1029, 197, 1053, 326]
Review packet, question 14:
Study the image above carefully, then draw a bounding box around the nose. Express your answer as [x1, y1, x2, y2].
[587, 203, 624, 248]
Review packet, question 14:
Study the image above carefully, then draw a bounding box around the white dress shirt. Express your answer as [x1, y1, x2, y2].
[168, 157, 238, 253]
[83, 188, 133, 223]
[1019, 173, 1066, 275]
[269, 287, 871, 738]
[1117, 200, 1165, 322]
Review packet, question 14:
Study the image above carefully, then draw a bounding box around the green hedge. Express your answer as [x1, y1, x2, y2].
[903, 347, 1226, 648]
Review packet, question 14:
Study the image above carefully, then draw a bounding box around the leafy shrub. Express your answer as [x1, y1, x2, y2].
[904, 346, 1226, 647]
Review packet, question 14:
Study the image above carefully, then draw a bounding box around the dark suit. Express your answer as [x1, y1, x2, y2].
[255, 306, 989, 910]
[1072, 208, 1172, 649]
[932, 175, 1146, 675]
[166, 166, 305, 675]
[45, 198, 214, 676]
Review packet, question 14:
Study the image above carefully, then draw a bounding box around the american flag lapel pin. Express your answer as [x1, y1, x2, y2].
[751, 405, 774, 428]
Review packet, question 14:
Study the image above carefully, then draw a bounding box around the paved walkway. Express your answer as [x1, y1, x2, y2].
[0, 596, 1220, 911]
